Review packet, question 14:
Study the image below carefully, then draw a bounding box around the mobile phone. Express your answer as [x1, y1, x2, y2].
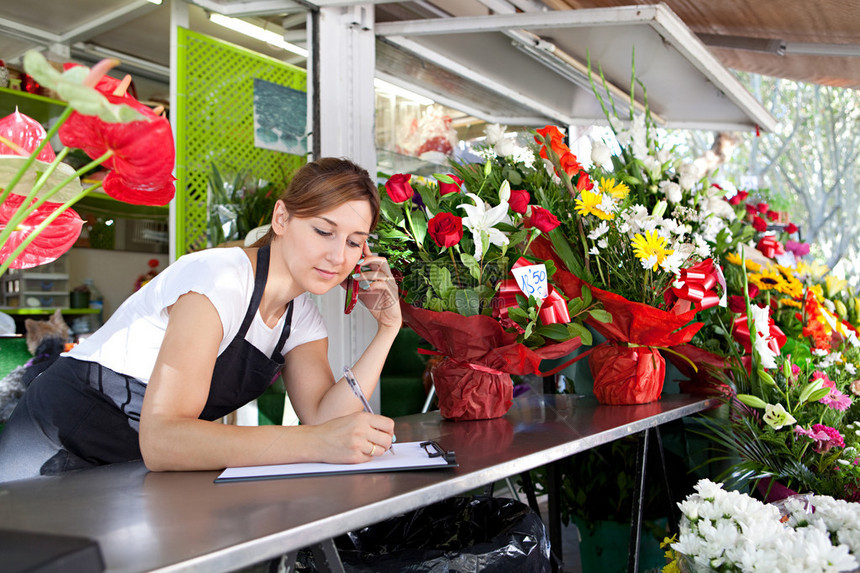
[344, 264, 359, 314]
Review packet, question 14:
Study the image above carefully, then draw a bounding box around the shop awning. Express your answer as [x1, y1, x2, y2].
[375, 5, 777, 132]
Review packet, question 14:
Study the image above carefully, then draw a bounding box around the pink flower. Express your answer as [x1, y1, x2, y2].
[795, 424, 845, 453]
[851, 380, 860, 396]
[785, 240, 810, 257]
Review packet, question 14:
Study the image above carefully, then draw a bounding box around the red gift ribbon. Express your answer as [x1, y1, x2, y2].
[757, 235, 785, 259]
[732, 314, 787, 354]
[671, 258, 721, 310]
[493, 257, 570, 325]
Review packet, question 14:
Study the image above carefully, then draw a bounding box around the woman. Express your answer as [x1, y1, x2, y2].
[0, 157, 400, 482]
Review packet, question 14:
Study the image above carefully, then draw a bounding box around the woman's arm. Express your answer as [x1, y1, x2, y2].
[139, 292, 393, 471]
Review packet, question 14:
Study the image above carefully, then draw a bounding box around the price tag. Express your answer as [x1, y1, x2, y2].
[511, 264, 548, 300]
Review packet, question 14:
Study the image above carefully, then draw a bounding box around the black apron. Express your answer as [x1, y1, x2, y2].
[0, 245, 293, 480]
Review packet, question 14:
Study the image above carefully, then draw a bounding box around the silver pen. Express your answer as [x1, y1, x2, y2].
[343, 366, 395, 454]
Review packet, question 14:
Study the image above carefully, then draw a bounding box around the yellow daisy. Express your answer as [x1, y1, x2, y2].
[600, 177, 629, 200]
[575, 189, 614, 220]
[778, 298, 802, 309]
[631, 230, 673, 271]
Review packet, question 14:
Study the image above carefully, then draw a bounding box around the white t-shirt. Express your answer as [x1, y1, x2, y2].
[66, 247, 327, 383]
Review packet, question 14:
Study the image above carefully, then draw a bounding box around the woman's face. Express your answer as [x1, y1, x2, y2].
[275, 199, 372, 296]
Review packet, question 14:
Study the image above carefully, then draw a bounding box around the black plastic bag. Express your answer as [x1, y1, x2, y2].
[333, 496, 550, 573]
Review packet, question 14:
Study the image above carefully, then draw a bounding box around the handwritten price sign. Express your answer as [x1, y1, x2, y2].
[512, 264, 548, 300]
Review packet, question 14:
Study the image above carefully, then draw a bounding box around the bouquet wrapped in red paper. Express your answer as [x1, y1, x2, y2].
[374, 142, 602, 420]
[402, 303, 584, 420]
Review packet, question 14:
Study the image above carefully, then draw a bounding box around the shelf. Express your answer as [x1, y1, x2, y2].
[0, 308, 99, 315]
[0, 86, 67, 121]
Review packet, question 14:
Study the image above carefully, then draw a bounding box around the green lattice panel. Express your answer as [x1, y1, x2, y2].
[176, 28, 307, 254]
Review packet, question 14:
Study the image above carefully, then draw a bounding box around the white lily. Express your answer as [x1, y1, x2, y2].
[498, 179, 511, 203]
[458, 192, 510, 261]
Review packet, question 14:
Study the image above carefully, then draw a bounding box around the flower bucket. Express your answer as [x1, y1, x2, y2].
[589, 343, 665, 405]
[431, 358, 513, 421]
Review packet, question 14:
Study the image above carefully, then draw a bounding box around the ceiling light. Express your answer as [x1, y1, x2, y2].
[373, 78, 434, 105]
[208, 13, 308, 58]
[146, 0, 162, 5]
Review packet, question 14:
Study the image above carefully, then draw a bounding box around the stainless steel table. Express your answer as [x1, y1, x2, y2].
[0, 393, 717, 572]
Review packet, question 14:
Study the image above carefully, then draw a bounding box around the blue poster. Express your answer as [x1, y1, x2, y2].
[253, 78, 307, 156]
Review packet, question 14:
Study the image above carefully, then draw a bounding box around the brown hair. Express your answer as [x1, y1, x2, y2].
[253, 157, 379, 247]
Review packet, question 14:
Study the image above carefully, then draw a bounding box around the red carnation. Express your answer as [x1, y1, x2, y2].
[752, 216, 767, 232]
[528, 206, 560, 232]
[385, 173, 414, 203]
[438, 174, 463, 196]
[508, 189, 530, 214]
[427, 212, 463, 248]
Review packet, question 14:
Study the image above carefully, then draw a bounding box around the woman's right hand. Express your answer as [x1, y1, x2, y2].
[312, 411, 395, 464]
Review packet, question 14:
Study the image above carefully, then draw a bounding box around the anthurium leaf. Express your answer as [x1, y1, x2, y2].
[0, 157, 82, 202]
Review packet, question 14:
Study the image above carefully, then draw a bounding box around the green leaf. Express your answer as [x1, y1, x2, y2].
[588, 309, 612, 323]
[736, 394, 768, 409]
[537, 323, 571, 341]
[567, 322, 592, 346]
[459, 252, 481, 281]
[524, 322, 534, 340]
[454, 289, 481, 316]
[416, 185, 439, 213]
[429, 265, 454, 299]
[427, 298, 444, 312]
[411, 211, 428, 246]
[379, 197, 404, 226]
[567, 298, 584, 316]
[507, 306, 529, 325]
[581, 285, 593, 307]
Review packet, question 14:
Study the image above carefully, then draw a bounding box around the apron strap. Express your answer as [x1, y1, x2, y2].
[271, 301, 294, 361]
[237, 244, 271, 338]
[238, 244, 295, 358]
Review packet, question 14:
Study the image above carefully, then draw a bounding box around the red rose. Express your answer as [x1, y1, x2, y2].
[786, 222, 798, 234]
[438, 174, 463, 196]
[385, 173, 414, 203]
[766, 210, 779, 221]
[737, 190, 749, 201]
[727, 295, 747, 314]
[528, 206, 560, 232]
[752, 216, 767, 232]
[728, 194, 742, 206]
[744, 203, 758, 216]
[756, 202, 769, 213]
[508, 189, 530, 214]
[427, 212, 463, 248]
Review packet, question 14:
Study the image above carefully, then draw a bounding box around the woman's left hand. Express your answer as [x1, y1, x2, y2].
[355, 243, 401, 329]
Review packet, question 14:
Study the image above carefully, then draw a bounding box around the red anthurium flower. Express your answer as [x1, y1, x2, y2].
[527, 206, 560, 232]
[438, 174, 463, 196]
[427, 212, 463, 248]
[0, 109, 56, 162]
[786, 222, 798, 234]
[752, 216, 767, 232]
[59, 93, 175, 206]
[508, 189, 530, 214]
[0, 194, 84, 269]
[385, 173, 414, 203]
[62, 62, 131, 100]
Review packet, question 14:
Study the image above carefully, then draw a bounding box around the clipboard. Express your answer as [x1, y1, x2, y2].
[214, 441, 457, 483]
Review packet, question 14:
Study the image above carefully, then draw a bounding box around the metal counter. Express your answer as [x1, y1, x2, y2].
[0, 393, 717, 572]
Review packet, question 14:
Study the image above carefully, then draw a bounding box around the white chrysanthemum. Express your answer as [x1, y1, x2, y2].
[846, 363, 857, 375]
[495, 137, 516, 158]
[587, 220, 610, 240]
[588, 246, 600, 256]
[484, 123, 506, 145]
[678, 162, 701, 191]
[660, 180, 683, 203]
[597, 238, 608, 249]
[694, 234, 711, 258]
[660, 251, 686, 276]
[640, 254, 658, 270]
[591, 140, 611, 167]
[598, 194, 617, 215]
